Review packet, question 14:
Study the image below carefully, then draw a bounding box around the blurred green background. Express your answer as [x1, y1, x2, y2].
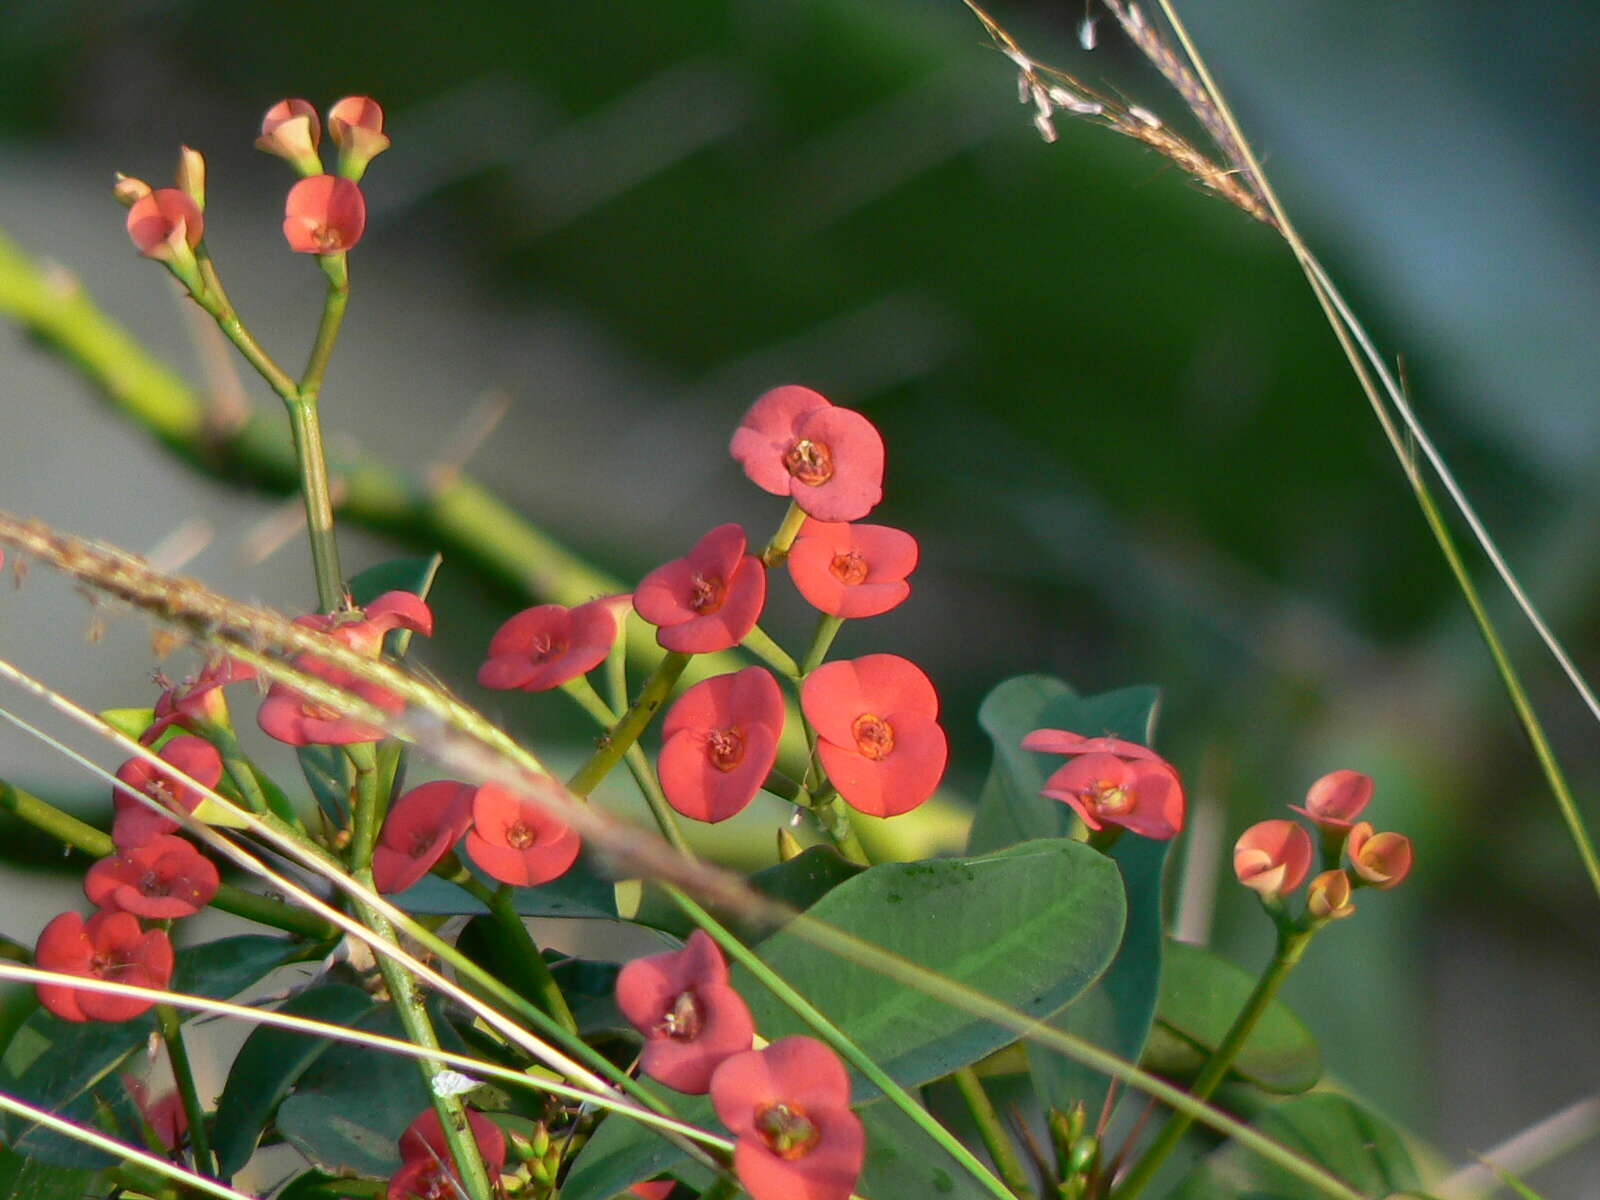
[1, 0, 1597, 1193]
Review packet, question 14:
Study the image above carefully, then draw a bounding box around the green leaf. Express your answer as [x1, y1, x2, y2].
[0, 1146, 97, 1200]
[390, 850, 618, 918]
[211, 983, 376, 1176]
[967, 676, 1160, 854]
[857, 1099, 996, 1200]
[297, 742, 352, 824]
[564, 838, 1125, 1200]
[561, 1080, 713, 1200]
[1147, 940, 1321, 1094]
[1, 934, 294, 1167]
[276, 997, 469, 1175]
[1172, 1093, 1421, 1198]
[631, 844, 867, 940]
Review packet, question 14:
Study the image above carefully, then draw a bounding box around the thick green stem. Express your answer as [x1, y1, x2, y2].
[568, 652, 691, 798]
[486, 882, 578, 1033]
[300, 254, 349, 403]
[760, 501, 808, 566]
[561, 676, 693, 854]
[1112, 928, 1313, 1198]
[740, 624, 800, 679]
[799, 614, 845, 677]
[0, 780, 332, 938]
[953, 1065, 1036, 1200]
[809, 787, 869, 866]
[155, 1003, 216, 1178]
[285, 394, 345, 613]
[346, 741, 384, 872]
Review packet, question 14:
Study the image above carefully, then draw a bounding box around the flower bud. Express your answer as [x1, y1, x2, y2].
[255, 98, 323, 176]
[1346, 822, 1413, 889]
[176, 145, 206, 210]
[1306, 869, 1355, 920]
[327, 95, 391, 182]
[776, 826, 804, 861]
[282, 175, 367, 254]
[112, 173, 152, 208]
[125, 188, 205, 294]
[1232, 818, 1313, 899]
[1292, 769, 1373, 855]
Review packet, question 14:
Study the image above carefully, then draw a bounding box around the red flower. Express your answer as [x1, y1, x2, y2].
[629, 1183, 676, 1200]
[283, 175, 367, 254]
[1021, 729, 1186, 840]
[34, 910, 174, 1023]
[710, 1036, 865, 1200]
[372, 781, 476, 894]
[85, 835, 219, 919]
[258, 592, 432, 747]
[730, 386, 885, 522]
[1306, 869, 1356, 920]
[1232, 819, 1313, 899]
[328, 95, 391, 180]
[121, 1074, 188, 1151]
[464, 783, 581, 888]
[787, 519, 916, 619]
[390, 1106, 507, 1200]
[634, 524, 766, 654]
[478, 595, 629, 692]
[125, 188, 204, 260]
[1291, 769, 1373, 832]
[801, 654, 946, 817]
[112, 735, 224, 849]
[616, 930, 756, 1094]
[256, 98, 323, 175]
[659, 668, 784, 823]
[1346, 822, 1413, 889]
[143, 656, 258, 742]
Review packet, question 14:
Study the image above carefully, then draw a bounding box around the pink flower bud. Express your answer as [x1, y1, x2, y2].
[256, 98, 324, 176]
[176, 145, 206, 210]
[1292, 768, 1372, 832]
[328, 95, 391, 181]
[125, 189, 205, 291]
[112, 173, 152, 208]
[1345, 822, 1413, 889]
[1306, 869, 1355, 920]
[1232, 818, 1314, 898]
[282, 175, 367, 255]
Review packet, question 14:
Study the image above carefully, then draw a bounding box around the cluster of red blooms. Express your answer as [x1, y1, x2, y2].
[479, 384, 943, 824]
[1232, 769, 1414, 917]
[121, 96, 386, 286]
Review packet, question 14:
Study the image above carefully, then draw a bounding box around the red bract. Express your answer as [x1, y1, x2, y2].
[1292, 768, 1373, 832]
[710, 1036, 865, 1200]
[478, 594, 629, 692]
[283, 174, 367, 254]
[85, 835, 219, 919]
[125, 188, 203, 260]
[112, 735, 224, 849]
[801, 654, 946, 817]
[1023, 729, 1186, 840]
[786, 519, 917, 619]
[634, 524, 766, 654]
[34, 910, 174, 1023]
[121, 1074, 187, 1151]
[390, 1106, 507, 1200]
[616, 930, 756, 1094]
[659, 667, 784, 823]
[372, 781, 476, 894]
[256, 98, 323, 174]
[464, 782, 581, 887]
[328, 95, 391, 180]
[1232, 819, 1313, 899]
[258, 592, 433, 746]
[730, 386, 885, 521]
[1346, 822, 1413, 889]
[143, 656, 258, 742]
[629, 1183, 676, 1200]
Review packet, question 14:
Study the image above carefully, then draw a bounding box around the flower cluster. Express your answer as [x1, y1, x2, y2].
[617, 932, 864, 1200]
[1021, 731, 1186, 840]
[1232, 769, 1414, 919]
[387, 1106, 506, 1200]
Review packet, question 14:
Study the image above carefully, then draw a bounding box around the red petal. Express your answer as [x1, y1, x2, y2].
[817, 713, 946, 817]
[787, 407, 884, 522]
[730, 386, 834, 494]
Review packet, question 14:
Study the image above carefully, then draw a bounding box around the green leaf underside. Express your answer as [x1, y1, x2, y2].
[1172, 1093, 1421, 1198]
[276, 996, 470, 1175]
[0, 935, 294, 1167]
[1150, 940, 1321, 1094]
[562, 838, 1125, 1200]
[211, 982, 377, 1176]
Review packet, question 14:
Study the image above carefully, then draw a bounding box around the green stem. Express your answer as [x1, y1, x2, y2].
[760, 501, 808, 566]
[567, 652, 691, 798]
[799, 614, 845, 677]
[604, 622, 630, 713]
[700, 1178, 742, 1200]
[285, 394, 345, 613]
[154, 1003, 216, 1178]
[1112, 928, 1313, 1198]
[204, 723, 272, 818]
[953, 1066, 1036, 1200]
[740, 624, 800, 678]
[300, 254, 349, 403]
[193, 252, 301, 402]
[346, 741, 384, 872]
[810, 787, 869, 866]
[485, 882, 578, 1033]
[0, 780, 331, 939]
[561, 676, 693, 854]
[357, 869, 495, 1200]
[668, 888, 1021, 1200]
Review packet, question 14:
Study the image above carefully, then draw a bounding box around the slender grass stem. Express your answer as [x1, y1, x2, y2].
[155, 1002, 217, 1178]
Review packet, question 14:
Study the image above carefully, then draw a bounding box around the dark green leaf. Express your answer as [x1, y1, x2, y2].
[561, 1080, 711, 1200]
[632, 844, 867, 941]
[1148, 940, 1321, 1094]
[0, 1146, 97, 1200]
[857, 1099, 996, 1200]
[211, 983, 376, 1176]
[1172, 1093, 1421, 1198]
[390, 850, 617, 918]
[297, 743, 352, 824]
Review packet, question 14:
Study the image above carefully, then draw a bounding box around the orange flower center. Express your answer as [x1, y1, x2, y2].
[754, 1102, 820, 1159]
[851, 713, 895, 760]
[707, 727, 746, 772]
[1081, 779, 1133, 817]
[783, 438, 835, 487]
[658, 989, 704, 1041]
[829, 550, 869, 585]
[505, 820, 536, 849]
[687, 571, 726, 614]
[312, 224, 347, 252]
